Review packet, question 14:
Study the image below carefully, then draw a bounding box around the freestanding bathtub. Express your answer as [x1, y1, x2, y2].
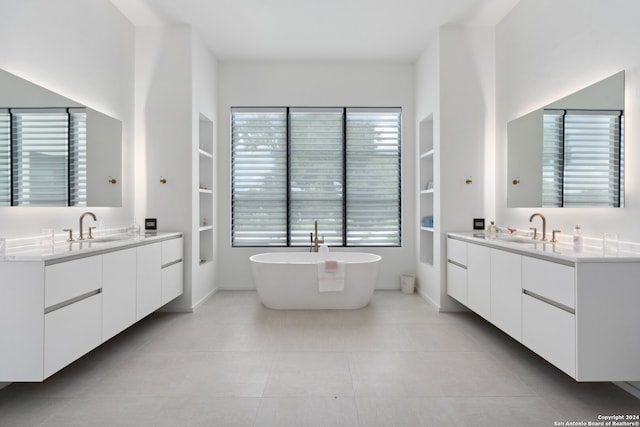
[249, 252, 381, 309]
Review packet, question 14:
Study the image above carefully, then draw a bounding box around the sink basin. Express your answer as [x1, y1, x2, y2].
[495, 235, 535, 244]
[86, 235, 132, 243]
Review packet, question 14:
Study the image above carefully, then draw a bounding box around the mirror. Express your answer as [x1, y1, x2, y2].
[0, 69, 122, 207]
[507, 71, 624, 208]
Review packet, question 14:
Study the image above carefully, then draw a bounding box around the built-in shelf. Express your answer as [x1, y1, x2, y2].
[420, 227, 434, 233]
[420, 189, 434, 195]
[198, 148, 213, 158]
[420, 149, 434, 159]
[198, 114, 214, 265]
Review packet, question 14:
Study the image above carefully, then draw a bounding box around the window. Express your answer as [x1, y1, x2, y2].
[543, 109, 623, 207]
[231, 107, 401, 247]
[0, 108, 87, 206]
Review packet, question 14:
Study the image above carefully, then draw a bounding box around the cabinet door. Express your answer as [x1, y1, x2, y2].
[162, 261, 183, 305]
[102, 248, 137, 341]
[490, 249, 522, 341]
[467, 244, 491, 320]
[523, 294, 575, 377]
[44, 293, 102, 379]
[137, 243, 162, 320]
[447, 261, 467, 305]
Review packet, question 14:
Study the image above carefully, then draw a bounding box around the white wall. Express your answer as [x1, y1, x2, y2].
[496, 0, 640, 243]
[217, 62, 415, 289]
[414, 26, 496, 310]
[0, 0, 135, 238]
[190, 31, 219, 306]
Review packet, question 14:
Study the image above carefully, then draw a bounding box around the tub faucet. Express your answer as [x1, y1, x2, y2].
[310, 220, 324, 252]
[79, 211, 97, 240]
[529, 212, 547, 241]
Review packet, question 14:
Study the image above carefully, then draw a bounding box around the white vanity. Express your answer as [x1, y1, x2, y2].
[0, 232, 183, 382]
[447, 232, 640, 381]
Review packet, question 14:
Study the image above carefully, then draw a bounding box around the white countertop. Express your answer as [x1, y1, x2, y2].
[0, 231, 183, 264]
[448, 231, 640, 264]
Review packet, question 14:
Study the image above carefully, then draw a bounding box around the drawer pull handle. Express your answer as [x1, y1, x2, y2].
[45, 289, 102, 314]
[523, 289, 574, 314]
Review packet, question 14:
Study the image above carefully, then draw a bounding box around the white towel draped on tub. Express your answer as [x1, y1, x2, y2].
[317, 260, 346, 292]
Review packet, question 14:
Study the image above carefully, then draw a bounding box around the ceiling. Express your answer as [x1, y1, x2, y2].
[111, 0, 519, 62]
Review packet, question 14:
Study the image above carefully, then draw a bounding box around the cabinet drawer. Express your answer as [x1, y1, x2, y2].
[522, 294, 575, 377]
[162, 237, 183, 266]
[44, 293, 102, 378]
[447, 238, 467, 266]
[522, 257, 575, 309]
[162, 261, 183, 305]
[447, 261, 467, 305]
[45, 256, 102, 308]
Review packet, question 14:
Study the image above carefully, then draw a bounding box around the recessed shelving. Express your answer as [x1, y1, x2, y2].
[198, 114, 214, 265]
[199, 225, 213, 232]
[419, 115, 434, 266]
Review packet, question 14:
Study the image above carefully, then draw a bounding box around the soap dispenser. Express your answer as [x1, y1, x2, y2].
[487, 221, 497, 239]
[573, 225, 583, 251]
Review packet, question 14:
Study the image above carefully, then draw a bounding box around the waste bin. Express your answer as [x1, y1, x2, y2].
[400, 274, 415, 294]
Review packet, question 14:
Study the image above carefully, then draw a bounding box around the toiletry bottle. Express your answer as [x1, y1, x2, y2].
[573, 225, 583, 251]
[487, 221, 497, 239]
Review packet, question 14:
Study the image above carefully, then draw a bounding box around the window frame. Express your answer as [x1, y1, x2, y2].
[231, 106, 402, 248]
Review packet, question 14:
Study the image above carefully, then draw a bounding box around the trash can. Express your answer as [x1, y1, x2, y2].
[400, 274, 415, 294]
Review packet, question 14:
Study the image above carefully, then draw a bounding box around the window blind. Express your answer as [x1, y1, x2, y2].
[289, 108, 344, 246]
[231, 108, 288, 246]
[543, 109, 623, 207]
[0, 110, 9, 206]
[542, 110, 564, 207]
[69, 109, 87, 206]
[346, 108, 401, 246]
[11, 109, 69, 206]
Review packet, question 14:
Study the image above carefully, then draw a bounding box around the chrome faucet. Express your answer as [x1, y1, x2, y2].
[529, 213, 547, 241]
[310, 220, 325, 252]
[79, 212, 97, 240]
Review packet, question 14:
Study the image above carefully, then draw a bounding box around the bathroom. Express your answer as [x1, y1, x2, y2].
[1, 0, 640, 425]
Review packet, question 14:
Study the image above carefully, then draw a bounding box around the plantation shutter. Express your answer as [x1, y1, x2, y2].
[11, 109, 69, 206]
[289, 108, 344, 246]
[542, 110, 564, 207]
[0, 110, 9, 205]
[346, 108, 401, 246]
[231, 108, 288, 246]
[69, 108, 87, 206]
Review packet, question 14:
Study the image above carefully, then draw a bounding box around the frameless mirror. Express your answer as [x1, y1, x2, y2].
[0, 69, 122, 207]
[507, 71, 624, 208]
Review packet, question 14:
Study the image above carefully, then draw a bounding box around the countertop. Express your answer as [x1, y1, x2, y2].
[0, 231, 183, 264]
[448, 231, 640, 264]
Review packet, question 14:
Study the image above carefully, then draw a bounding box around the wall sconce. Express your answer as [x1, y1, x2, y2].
[465, 176, 473, 185]
[107, 176, 117, 184]
[512, 177, 521, 185]
[160, 176, 167, 184]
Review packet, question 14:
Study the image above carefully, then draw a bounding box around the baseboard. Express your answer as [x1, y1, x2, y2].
[191, 287, 219, 311]
[614, 381, 640, 399]
[416, 286, 440, 309]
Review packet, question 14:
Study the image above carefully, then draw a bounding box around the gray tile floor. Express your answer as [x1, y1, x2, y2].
[1, 290, 638, 426]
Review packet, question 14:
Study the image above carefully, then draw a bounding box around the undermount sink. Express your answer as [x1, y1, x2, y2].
[495, 235, 536, 244]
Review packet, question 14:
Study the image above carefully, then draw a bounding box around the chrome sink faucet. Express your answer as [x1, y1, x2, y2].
[529, 212, 547, 241]
[79, 212, 97, 240]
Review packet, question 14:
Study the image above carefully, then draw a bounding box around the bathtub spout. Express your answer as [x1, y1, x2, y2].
[310, 220, 324, 252]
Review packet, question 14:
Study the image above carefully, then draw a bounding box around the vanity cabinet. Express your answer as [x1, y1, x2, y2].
[467, 244, 490, 321]
[102, 248, 137, 342]
[448, 233, 640, 381]
[0, 233, 182, 382]
[137, 243, 162, 320]
[161, 238, 184, 304]
[490, 249, 522, 341]
[446, 238, 467, 304]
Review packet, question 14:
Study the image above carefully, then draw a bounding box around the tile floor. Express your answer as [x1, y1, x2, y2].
[0, 290, 638, 426]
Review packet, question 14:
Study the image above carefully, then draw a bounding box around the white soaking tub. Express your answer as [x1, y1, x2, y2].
[249, 252, 381, 309]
